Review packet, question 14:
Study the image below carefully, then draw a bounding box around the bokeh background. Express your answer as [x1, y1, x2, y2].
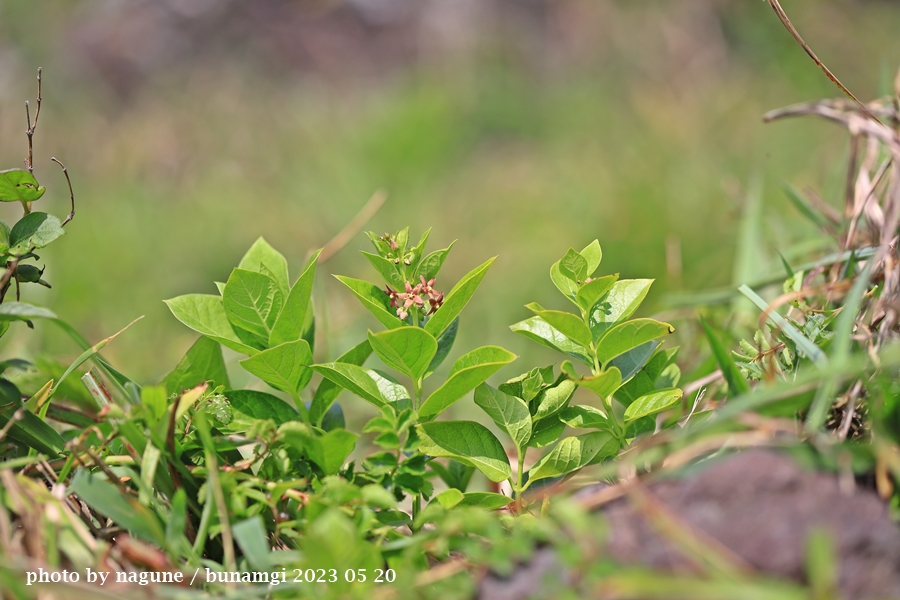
[0, 0, 898, 387]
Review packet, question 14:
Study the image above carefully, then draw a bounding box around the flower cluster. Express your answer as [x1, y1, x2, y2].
[384, 276, 444, 321]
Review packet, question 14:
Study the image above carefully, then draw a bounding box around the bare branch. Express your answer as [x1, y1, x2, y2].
[51, 157, 75, 226]
[24, 67, 42, 175]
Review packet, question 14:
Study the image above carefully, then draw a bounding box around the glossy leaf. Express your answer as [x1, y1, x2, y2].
[362, 251, 405, 288]
[426, 317, 458, 377]
[510, 316, 592, 366]
[164, 294, 258, 355]
[474, 383, 532, 453]
[624, 388, 683, 422]
[368, 326, 438, 381]
[608, 340, 660, 383]
[0, 169, 45, 204]
[589, 279, 654, 342]
[559, 405, 610, 430]
[240, 339, 312, 396]
[0, 302, 56, 321]
[533, 379, 576, 419]
[311, 362, 394, 408]
[226, 389, 299, 431]
[529, 416, 565, 448]
[9, 212, 64, 255]
[418, 346, 516, 420]
[270, 250, 320, 346]
[525, 303, 592, 347]
[162, 336, 230, 395]
[430, 489, 465, 510]
[335, 275, 405, 329]
[415, 240, 456, 282]
[571, 367, 622, 399]
[425, 257, 496, 338]
[417, 421, 511, 483]
[527, 432, 616, 485]
[459, 492, 513, 509]
[237, 237, 290, 295]
[596, 318, 674, 366]
[575, 274, 619, 313]
[580, 240, 602, 276]
[309, 340, 372, 426]
[223, 268, 284, 338]
[550, 261, 580, 304]
[558, 248, 588, 281]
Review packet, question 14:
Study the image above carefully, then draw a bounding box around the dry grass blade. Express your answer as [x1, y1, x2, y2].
[317, 188, 387, 262]
[766, 0, 884, 127]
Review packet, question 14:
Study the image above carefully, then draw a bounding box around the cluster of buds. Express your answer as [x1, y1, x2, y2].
[384, 276, 444, 321]
[380, 233, 413, 266]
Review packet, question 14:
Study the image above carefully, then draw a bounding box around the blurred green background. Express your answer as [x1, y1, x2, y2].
[0, 0, 898, 386]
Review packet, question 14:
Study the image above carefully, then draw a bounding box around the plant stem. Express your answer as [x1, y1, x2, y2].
[515, 448, 525, 514]
[291, 390, 310, 424]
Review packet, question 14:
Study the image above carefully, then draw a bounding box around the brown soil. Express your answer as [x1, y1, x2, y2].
[479, 450, 900, 599]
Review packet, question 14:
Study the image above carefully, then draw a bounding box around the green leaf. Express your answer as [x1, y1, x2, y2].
[474, 383, 531, 453]
[529, 416, 565, 448]
[279, 422, 357, 475]
[570, 367, 622, 399]
[550, 261, 580, 304]
[525, 303, 592, 347]
[8, 212, 64, 255]
[533, 379, 576, 419]
[164, 294, 258, 355]
[362, 251, 405, 288]
[700, 318, 750, 397]
[589, 279, 654, 342]
[596, 318, 674, 366]
[418, 346, 516, 420]
[408, 227, 432, 271]
[558, 248, 588, 281]
[311, 362, 395, 408]
[270, 250, 320, 347]
[459, 492, 513, 510]
[0, 169, 45, 204]
[368, 326, 438, 382]
[0, 220, 9, 254]
[0, 403, 66, 455]
[309, 341, 372, 426]
[429, 489, 464, 510]
[783, 184, 832, 230]
[238, 237, 290, 295]
[226, 389, 299, 431]
[580, 240, 602, 276]
[239, 339, 312, 396]
[738, 284, 827, 367]
[425, 256, 496, 338]
[162, 336, 230, 395]
[576, 274, 619, 313]
[426, 317, 458, 377]
[69, 470, 165, 546]
[526, 432, 616, 486]
[559, 405, 610, 430]
[499, 368, 547, 403]
[335, 275, 405, 329]
[232, 517, 274, 571]
[414, 240, 456, 282]
[510, 316, 592, 366]
[223, 268, 284, 338]
[623, 388, 683, 422]
[607, 340, 659, 383]
[0, 302, 56, 321]
[417, 421, 511, 483]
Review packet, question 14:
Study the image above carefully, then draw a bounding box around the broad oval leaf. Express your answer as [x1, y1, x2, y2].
[459, 492, 513, 510]
[162, 335, 230, 395]
[525, 303, 592, 348]
[417, 421, 511, 483]
[8, 212, 64, 255]
[425, 317, 458, 377]
[425, 256, 495, 339]
[238, 237, 290, 295]
[528, 415, 565, 448]
[418, 346, 516, 420]
[278, 422, 358, 476]
[309, 340, 372, 426]
[368, 326, 438, 382]
[414, 240, 456, 282]
[589, 279, 654, 342]
[335, 275, 405, 329]
[510, 316, 592, 366]
[550, 260, 580, 305]
[240, 339, 313, 396]
[270, 250, 320, 346]
[533, 379, 576, 420]
[596, 318, 674, 366]
[580, 240, 602, 276]
[571, 367, 622, 399]
[0, 169, 45, 204]
[576, 274, 618, 313]
[0, 301, 56, 321]
[474, 383, 532, 453]
[429, 489, 465, 510]
[311, 362, 403, 408]
[362, 251, 405, 289]
[558, 405, 610, 430]
[624, 388, 683, 422]
[608, 340, 660, 383]
[164, 294, 258, 355]
[527, 431, 616, 485]
[226, 389, 299, 431]
[558, 248, 588, 281]
[223, 268, 284, 338]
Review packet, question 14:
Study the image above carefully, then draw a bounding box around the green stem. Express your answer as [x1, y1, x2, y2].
[290, 390, 310, 424]
[515, 448, 525, 514]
